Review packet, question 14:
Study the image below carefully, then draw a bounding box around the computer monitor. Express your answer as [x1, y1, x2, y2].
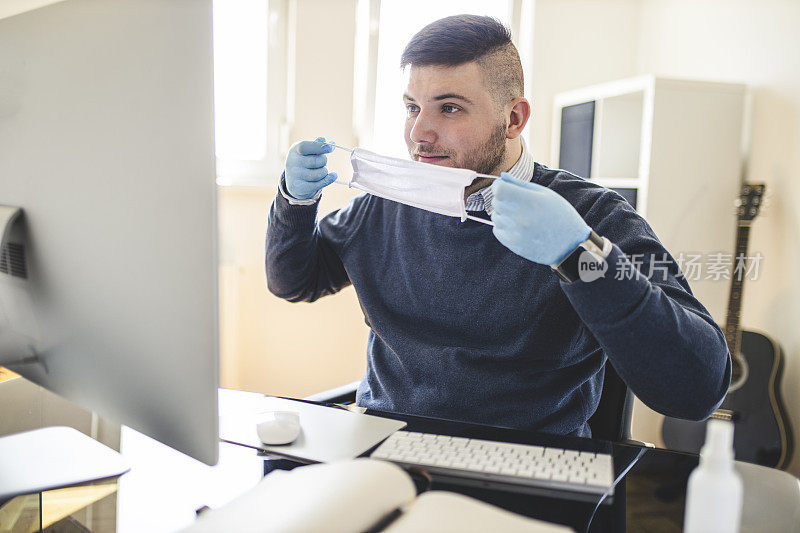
[0, 0, 219, 466]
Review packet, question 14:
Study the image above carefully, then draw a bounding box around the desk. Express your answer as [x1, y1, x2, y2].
[354, 407, 799, 533]
[258, 405, 679, 533]
[354, 408, 675, 532]
[230, 392, 800, 533]
[1, 387, 797, 532]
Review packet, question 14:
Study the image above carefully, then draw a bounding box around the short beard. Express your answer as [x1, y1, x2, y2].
[407, 121, 508, 174]
[455, 121, 507, 174]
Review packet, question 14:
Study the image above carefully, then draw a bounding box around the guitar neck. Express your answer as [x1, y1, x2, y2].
[724, 223, 750, 356]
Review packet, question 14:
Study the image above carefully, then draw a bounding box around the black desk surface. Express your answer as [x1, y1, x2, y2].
[264, 403, 697, 533]
[372, 408, 693, 533]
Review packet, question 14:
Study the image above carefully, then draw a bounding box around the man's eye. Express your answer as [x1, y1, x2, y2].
[405, 104, 419, 115]
[442, 104, 460, 114]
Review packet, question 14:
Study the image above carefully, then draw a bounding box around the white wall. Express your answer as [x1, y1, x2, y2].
[527, 0, 642, 165]
[636, 0, 800, 476]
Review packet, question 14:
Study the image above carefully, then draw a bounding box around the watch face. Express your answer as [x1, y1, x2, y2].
[556, 247, 582, 282]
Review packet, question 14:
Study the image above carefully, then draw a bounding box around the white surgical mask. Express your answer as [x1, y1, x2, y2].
[326, 143, 496, 225]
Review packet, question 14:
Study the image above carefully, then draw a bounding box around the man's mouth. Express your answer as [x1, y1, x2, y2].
[416, 154, 450, 165]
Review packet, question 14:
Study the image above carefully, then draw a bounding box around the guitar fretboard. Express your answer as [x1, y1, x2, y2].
[724, 223, 750, 359]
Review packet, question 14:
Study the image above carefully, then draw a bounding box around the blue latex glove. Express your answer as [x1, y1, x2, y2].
[491, 172, 591, 267]
[285, 136, 338, 200]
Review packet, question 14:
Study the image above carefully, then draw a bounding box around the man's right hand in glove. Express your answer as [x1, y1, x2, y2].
[284, 136, 338, 200]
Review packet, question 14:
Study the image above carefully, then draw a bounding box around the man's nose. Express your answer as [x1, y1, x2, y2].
[409, 109, 437, 145]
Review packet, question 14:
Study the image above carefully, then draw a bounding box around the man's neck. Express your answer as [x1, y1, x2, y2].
[498, 137, 523, 174]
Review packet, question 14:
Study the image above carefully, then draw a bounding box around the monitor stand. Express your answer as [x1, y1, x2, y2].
[0, 426, 130, 504]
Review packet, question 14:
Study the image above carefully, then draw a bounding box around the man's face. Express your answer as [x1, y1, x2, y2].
[403, 63, 507, 175]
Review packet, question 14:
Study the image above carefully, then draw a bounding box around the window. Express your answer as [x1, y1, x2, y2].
[355, 0, 530, 158]
[212, 0, 289, 185]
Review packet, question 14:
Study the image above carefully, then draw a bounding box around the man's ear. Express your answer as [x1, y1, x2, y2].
[506, 98, 531, 139]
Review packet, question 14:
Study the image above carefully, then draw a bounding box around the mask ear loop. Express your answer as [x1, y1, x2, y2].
[464, 174, 499, 225]
[465, 214, 494, 225]
[318, 141, 354, 186]
[318, 140, 353, 153]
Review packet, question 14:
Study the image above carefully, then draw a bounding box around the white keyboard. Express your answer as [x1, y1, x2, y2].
[371, 431, 615, 497]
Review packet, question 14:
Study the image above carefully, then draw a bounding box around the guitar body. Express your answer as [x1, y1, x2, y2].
[662, 329, 793, 469]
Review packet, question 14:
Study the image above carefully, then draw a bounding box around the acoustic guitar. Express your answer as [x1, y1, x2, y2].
[661, 183, 793, 469]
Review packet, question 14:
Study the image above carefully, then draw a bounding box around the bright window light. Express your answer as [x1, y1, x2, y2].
[212, 0, 268, 161]
[371, 1, 512, 157]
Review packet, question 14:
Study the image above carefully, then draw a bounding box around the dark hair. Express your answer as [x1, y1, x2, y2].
[400, 15, 524, 105]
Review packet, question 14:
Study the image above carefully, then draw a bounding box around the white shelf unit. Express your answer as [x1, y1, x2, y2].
[551, 75, 746, 319]
[552, 75, 747, 445]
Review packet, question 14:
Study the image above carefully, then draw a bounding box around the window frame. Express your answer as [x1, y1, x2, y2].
[214, 0, 292, 187]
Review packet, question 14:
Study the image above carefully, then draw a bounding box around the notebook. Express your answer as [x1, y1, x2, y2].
[179, 458, 573, 532]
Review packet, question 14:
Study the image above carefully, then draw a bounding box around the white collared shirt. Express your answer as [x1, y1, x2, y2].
[464, 138, 534, 216]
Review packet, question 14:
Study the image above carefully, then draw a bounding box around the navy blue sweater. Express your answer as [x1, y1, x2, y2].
[266, 163, 730, 436]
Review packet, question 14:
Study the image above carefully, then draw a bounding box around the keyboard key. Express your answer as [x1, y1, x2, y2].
[586, 474, 610, 487]
[569, 473, 587, 484]
[544, 448, 564, 459]
[527, 445, 545, 456]
[470, 439, 500, 451]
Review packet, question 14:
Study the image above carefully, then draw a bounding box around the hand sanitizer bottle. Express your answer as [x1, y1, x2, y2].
[683, 419, 742, 533]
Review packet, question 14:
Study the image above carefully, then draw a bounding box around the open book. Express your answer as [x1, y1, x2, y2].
[180, 458, 572, 532]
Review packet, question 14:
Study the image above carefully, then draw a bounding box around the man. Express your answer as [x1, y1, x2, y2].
[266, 15, 730, 437]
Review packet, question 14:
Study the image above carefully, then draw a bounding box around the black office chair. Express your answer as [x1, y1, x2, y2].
[587, 362, 634, 442]
[308, 361, 635, 443]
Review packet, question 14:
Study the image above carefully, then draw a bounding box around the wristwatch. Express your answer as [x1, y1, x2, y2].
[552, 230, 612, 283]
